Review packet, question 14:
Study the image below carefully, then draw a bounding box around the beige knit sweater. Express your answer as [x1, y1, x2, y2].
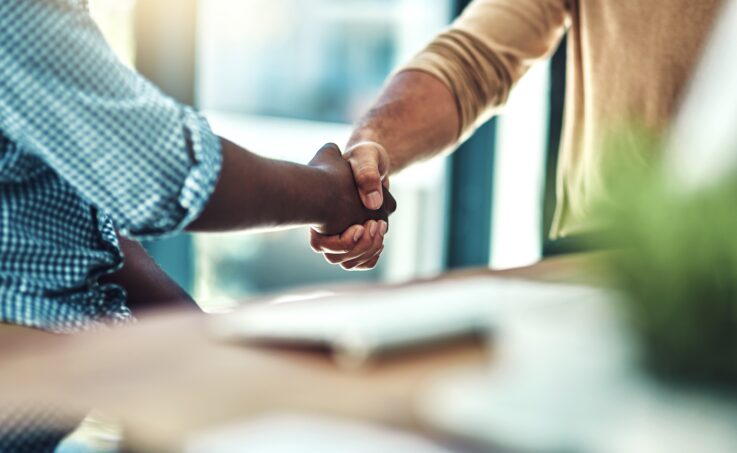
[402, 0, 723, 237]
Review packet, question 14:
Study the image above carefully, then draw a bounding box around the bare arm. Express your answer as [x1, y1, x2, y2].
[305, 71, 459, 270]
[350, 0, 569, 210]
[311, 0, 569, 269]
[100, 236, 199, 314]
[103, 141, 396, 309]
[187, 139, 395, 235]
[347, 70, 460, 184]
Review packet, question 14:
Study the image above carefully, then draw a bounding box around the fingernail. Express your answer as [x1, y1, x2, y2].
[369, 221, 378, 238]
[353, 226, 365, 243]
[366, 191, 382, 210]
[379, 221, 388, 237]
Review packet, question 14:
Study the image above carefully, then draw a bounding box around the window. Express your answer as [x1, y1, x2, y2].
[490, 62, 550, 269]
[88, 0, 136, 67]
[92, 0, 554, 307]
[194, 0, 452, 309]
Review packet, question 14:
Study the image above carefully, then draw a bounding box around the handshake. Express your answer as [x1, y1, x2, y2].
[307, 141, 395, 271]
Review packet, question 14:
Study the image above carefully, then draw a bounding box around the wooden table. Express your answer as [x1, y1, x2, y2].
[0, 253, 600, 452]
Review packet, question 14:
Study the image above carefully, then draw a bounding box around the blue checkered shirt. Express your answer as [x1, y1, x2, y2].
[0, 0, 223, 333]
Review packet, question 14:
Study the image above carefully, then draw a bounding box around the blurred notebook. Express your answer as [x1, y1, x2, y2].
[212, 277, 605, 367]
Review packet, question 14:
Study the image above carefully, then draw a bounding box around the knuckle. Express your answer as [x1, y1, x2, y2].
[348, 152, 379, 168]
[347, 143, 377, 157]
[341, 236, 357, 249]
[324, 254, 343, 265]
[361, 257, 379, 270]
[309, 236, 323, 252]
[354, 169, 381, 187]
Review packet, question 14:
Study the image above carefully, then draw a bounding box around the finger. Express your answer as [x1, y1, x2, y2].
[358, 250, 383, 270]
[309, 225, 365, 253]
[309, 142, 341, 165]
[344, 226, 384, 268]
[346, 143, 389, 211]
[356, 218, 388, 237]
[323, 252, 349, 265]
[309, 230, 346, 254]
[342, 246, 384, 271]
[324, 231, 381, 264]
[382, 178, 391, 190]
[349, 159, 383, 210]
[378, 220, 388, 237]
[344, 244, 384, 270]
[325, 221, 384, 264]
[359, 255, 381, 270]
[364, 192, 396, 225]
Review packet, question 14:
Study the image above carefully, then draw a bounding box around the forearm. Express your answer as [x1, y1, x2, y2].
[187, 138, 333, 232]
[351, 0, 569, 174]
[348, 70, 460, 174]
[101, 236, 198, 314]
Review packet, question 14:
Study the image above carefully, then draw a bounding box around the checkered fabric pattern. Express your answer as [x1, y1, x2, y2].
[0, 0, 223, 333]
[0, 403, 85, 453]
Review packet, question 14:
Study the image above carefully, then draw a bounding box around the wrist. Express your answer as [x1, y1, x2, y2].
[347, 128, 382, 148]
[307, 163, 342, 228]
[345, 140, 392, 176]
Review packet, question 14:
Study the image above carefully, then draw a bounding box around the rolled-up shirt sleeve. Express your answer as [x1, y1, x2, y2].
[0, 0, 222, 238]
[400, 0, 569, 142]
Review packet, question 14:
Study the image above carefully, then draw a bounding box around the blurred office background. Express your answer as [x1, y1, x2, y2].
[89, 0, 558, 309]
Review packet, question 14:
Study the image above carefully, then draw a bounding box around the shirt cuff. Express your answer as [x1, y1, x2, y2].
[131, 108, 223, 240]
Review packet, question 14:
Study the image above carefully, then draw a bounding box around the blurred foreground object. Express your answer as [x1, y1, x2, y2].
[601, 0, 737, 388]
[420, 292, 737, 453]
[0, 402, 85, 453]
[666, 0, 737, 191]
[184, 412, 452, 453]
[603, 134, 737, 387]
[56, 412, 122, 453]
[215, 278, 601, 368]
[0, 256, 591, 452]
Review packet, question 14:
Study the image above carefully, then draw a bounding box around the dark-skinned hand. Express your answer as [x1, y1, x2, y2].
[309, 143, 396, 236]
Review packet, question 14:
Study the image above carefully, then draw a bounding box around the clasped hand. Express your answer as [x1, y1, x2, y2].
[309, 142, 393, 271]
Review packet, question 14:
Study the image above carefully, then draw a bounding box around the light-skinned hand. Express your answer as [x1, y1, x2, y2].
[310, 141, 392, 270]
[309, 143, 395, 236]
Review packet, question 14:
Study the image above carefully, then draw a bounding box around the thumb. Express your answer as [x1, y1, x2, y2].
[350, 159, 384, 210]
[346, 143, 389, 210]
